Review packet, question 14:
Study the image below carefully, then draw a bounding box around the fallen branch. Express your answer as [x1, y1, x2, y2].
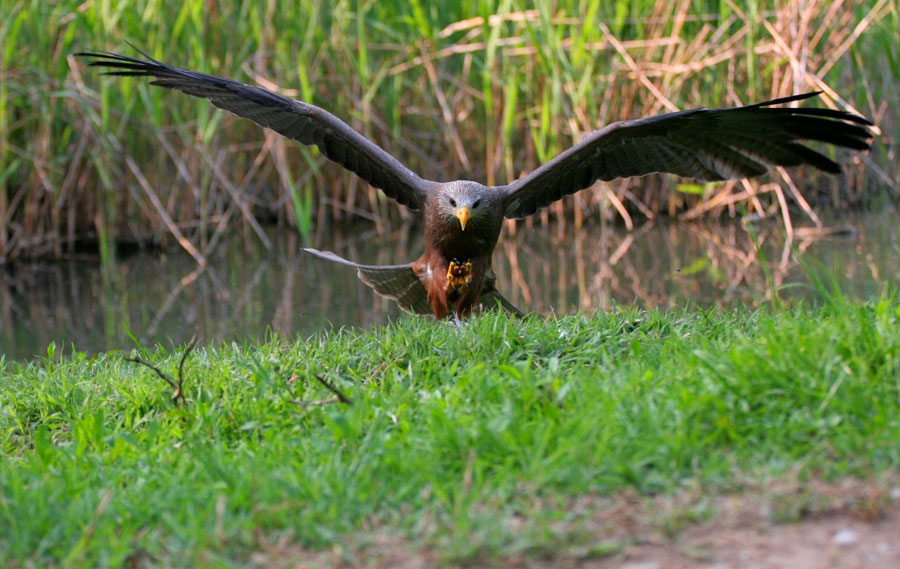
[314, 373, 353, 405]
[126, 335, 199, 407]
[288, 373, 353, 407]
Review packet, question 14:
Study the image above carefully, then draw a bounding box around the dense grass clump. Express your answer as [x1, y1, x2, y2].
[1, 295, 898, 566]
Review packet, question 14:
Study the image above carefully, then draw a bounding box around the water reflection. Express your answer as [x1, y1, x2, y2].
[1, 209, 898, 361]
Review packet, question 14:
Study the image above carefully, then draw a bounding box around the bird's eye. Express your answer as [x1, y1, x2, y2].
[473, 200, 481, 208]
[449, 198, 457, 207]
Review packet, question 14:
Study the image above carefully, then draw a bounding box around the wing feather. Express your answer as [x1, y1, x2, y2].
[77, 47, 432, 210]
[303, 248, 431, 314]
[500, 92, 873, 219]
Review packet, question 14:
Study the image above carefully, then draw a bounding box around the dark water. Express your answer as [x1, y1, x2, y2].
[2, 209, 898, 362]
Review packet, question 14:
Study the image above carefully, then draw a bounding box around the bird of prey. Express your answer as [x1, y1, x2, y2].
[77, 47, 874, 319]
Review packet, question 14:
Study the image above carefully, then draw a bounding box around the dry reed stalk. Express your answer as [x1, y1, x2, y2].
[195, 144, 273, 250]
[420, 43, 472, 172]
[598, 21, 680, 112]
[123, 154, 207, 266]
[1, 1, 890, 263]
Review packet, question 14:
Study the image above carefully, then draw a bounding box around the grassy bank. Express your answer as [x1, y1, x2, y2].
[1, 295, 898, 566]
[2, 0, 897, 262]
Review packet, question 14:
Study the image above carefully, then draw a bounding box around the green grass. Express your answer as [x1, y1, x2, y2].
[2, 294, 899, 567]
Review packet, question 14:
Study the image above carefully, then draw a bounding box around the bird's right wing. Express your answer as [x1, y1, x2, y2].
[498, 92, 873, 219]
[303, 248, 432, 314]
[77, 47, 433, 210]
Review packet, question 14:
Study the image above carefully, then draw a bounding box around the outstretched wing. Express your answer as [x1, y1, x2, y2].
[77, 47, 433, 210]
[499, 92, 873, 219]
[476, 268, 523, 316]
[303, 248, 432, 314]
[303, 248, 523, 317]
[477, 290, 523, 317]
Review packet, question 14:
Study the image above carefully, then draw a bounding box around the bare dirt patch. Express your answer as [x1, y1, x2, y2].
[248, 474, 900, 569]
[587, 476, 900, 569]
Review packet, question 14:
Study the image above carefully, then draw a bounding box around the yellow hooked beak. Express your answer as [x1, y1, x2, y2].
[454, 206, 471, 231]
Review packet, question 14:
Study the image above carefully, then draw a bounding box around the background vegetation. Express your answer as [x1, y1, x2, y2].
[2, 0, 897, 264]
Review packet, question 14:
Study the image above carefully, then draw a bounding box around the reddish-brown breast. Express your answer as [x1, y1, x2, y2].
[413, 248, 491, 318]
[414, 183, 505, 318]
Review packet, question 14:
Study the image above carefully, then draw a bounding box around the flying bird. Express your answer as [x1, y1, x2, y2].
[77, 47, 874, 319]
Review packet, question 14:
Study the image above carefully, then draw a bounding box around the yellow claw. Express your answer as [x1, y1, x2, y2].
[454, 206, 470, 231]
[446, 260, 474, 292]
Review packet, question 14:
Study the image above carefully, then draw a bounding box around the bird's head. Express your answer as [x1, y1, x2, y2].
[439, 181, 498, 232]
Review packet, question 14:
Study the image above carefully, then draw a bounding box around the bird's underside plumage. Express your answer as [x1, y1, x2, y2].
[303, 248, 522, 317]
[77, 46, 874, 319]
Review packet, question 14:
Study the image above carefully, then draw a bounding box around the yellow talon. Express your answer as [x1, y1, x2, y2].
[446, 260, 474, 294]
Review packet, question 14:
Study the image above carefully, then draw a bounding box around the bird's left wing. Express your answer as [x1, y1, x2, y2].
[477, 290, 523, 317]
[77, 47, 433, 210]
[498, 92, 873, 219]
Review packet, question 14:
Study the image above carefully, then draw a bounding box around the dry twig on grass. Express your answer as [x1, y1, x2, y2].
[125, 335, 199, 407]
[288, 373, 353, 407]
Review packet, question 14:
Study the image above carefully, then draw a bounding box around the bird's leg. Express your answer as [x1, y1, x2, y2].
[445, 260, 474, 302]
[445, 260, 474, 323]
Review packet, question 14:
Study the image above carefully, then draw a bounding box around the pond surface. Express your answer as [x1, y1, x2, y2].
[1, 208, 898, 362]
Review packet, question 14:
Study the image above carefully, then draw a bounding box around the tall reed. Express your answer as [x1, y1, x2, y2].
[1, 0, 896, 263]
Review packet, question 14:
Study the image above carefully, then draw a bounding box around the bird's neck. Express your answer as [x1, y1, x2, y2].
[426, 210, 500, 261]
